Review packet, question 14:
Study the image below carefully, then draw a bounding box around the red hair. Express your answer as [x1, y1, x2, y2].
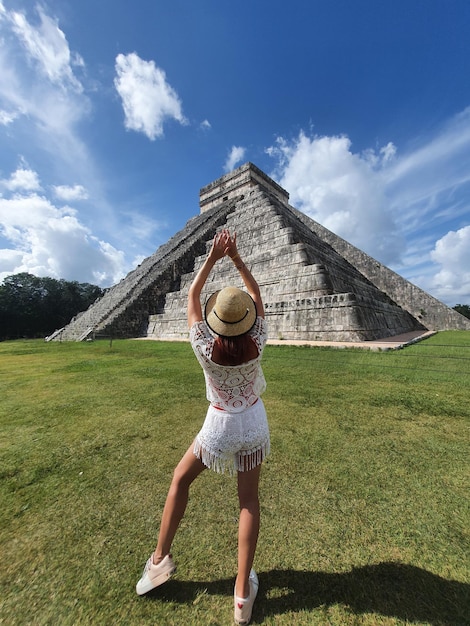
[213, 334, 258, 366]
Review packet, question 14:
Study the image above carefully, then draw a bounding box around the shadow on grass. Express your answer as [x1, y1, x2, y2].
[147, 562, 469, 625]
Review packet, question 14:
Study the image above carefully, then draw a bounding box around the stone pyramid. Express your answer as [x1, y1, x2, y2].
[50, 163, 470, 342]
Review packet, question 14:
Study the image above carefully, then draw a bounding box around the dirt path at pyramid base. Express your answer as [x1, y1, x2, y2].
[267, 330, 436, 350]
[136, 330, 436, 351]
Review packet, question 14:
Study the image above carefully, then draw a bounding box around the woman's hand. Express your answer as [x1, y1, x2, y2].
[223, 231, 239, 259]
[208, 230, 230, 262]
[188, 230, 228, 327]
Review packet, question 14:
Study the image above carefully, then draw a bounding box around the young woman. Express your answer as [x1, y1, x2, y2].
[136, 229, 270, 625]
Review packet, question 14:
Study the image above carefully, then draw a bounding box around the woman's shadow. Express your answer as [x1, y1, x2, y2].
[150, 561, 469, 625]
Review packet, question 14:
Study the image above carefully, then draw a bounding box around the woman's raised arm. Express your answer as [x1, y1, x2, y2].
[224, 232, 265, 319]
[187, 230, 229, 328]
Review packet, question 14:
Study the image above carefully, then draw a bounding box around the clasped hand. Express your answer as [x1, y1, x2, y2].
[209, 229, 238, 261]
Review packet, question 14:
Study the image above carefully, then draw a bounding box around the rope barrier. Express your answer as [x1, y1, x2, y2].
[264, 342, 470, 378]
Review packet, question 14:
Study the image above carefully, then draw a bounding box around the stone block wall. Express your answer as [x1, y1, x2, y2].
[147, 186, 425, 342]
[200, 162, 289, 212]
[51, 201, 237, 340]
[53, 162, 467, 343]
[291, 206, 470, 331]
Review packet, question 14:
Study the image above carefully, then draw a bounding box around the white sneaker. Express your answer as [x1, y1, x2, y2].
[234, 569, 259, 625]
[136, 554, 176, 595]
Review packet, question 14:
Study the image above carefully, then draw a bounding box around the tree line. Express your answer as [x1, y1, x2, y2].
[453, 304, 470, 319]
[0, 273, 105, 341]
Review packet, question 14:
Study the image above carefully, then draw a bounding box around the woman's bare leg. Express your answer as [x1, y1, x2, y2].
[235, 463, 262, 598]
[153, 442, 206, 563]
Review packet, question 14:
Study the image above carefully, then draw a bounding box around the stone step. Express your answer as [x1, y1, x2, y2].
[52, 163, 469, 342]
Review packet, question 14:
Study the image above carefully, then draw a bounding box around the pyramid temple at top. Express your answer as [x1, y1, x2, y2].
[50, 162, 470, 343]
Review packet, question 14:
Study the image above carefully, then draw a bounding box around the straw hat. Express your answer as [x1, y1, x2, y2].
[205, 287, 257, 337]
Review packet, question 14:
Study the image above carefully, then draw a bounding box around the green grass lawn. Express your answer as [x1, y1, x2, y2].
[1, 333, 469, 625]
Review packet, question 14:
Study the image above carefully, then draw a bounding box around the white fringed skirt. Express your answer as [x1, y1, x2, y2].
[193, 399, 270, 475]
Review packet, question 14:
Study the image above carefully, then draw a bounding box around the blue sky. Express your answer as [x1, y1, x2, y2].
[0, 1, 469, 306]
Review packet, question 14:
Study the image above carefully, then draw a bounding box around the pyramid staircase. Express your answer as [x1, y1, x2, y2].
[50, 163, 470, 342]
[49, 201, 237, 341]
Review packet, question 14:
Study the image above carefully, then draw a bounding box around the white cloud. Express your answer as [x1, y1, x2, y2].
[0, 108, 18, 125]
[114, 52, 187, 140]
[1, 167, 42, 192]
[380, 142, 397, 164]
[266, 114, 470, 305]
[0, 184, 126, 286]
[428, 226, 470, 302]
[200, 119, 211, 130]
[0, 10, 161, 288]
[0, 248, 23, 274]
[267, 132, 403, 265]
[121, 210, 163, 242]
[432, 225, 470, 267]
[0, 3, 92, 166]
[0, 4, 122, 258]
[8, 5, 84, 92]
[383, 108, 470, 232]
[53, 184, 88, 201]
[224, 146, 246, 172]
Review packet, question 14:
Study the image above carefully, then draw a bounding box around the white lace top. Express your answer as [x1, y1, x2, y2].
[189, 317, 268, 413]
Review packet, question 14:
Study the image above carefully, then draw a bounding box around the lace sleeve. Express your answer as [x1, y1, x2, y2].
[189, 320, 214, 361]
[249, 317, 268, 353]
